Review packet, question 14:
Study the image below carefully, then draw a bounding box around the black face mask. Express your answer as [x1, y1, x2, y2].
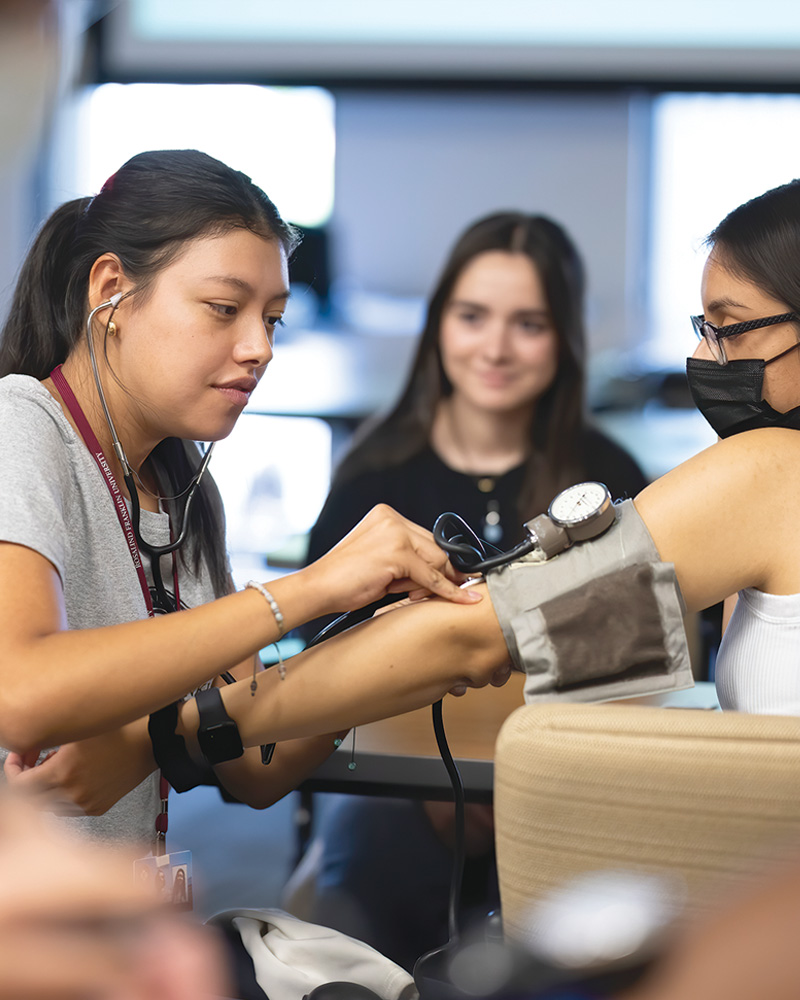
[686, 342, 800, 439]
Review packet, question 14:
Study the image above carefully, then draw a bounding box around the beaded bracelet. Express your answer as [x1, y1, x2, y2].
[246, 580, 285, 637]
[246, 580, 286, 682]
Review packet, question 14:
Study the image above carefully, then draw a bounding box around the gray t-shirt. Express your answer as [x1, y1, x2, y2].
[0, 375, 218, 848]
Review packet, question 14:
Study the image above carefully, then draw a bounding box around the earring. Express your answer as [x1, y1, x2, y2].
[107, 320, 117, 337]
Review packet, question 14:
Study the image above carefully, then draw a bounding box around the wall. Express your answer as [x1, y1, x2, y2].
[333, 89, 650, 356]
[0, 158, 33, 328]
[0, 85, 651, 363]
[0, 0, 84, 330]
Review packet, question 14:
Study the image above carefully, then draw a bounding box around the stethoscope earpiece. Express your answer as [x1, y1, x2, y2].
[83, 292, 214, 602]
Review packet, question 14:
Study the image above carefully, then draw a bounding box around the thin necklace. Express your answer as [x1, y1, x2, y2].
[444, 402, 526, 477]
[443, 405, 521, 544]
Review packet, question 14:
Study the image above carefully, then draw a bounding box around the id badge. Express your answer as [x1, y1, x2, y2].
[133, 850, 193, 910]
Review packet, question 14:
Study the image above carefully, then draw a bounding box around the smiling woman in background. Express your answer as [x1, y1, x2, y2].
[308, 212, 646, 567]
[299, 212, 647, 970]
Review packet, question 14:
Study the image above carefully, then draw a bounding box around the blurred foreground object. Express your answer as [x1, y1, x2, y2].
[0, 791, 229, 999]
[0, 0, 60, 169]
[623, 855, 800, 1000]
[435, 870, 681, 999]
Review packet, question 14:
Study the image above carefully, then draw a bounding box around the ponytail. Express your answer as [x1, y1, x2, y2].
[0, 150, 298, 597]
[0, 198, 92, 379]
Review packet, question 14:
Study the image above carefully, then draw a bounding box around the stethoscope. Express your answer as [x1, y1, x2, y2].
[85, 295, 215, 611]
[432, 510, 538, 574]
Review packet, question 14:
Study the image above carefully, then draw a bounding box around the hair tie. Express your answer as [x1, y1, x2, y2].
[100, 170, 118, 194]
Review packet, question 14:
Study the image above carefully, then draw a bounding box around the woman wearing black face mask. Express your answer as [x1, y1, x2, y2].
[686, 298, 800, 438]
[640, 177, 800, 715]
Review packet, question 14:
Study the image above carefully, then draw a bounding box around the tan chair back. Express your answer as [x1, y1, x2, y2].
[494, 703, 800, 942]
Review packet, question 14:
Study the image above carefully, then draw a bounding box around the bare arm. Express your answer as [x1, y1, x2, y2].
[0, 504, 481, 753]
[213, 735, 345, 810]
[22, 430, 769, 807]
[633, 428, 800, 613]
[17, 587, 507, 814]
[4, 718, 158, 816]
[209, 655, 348, 810]
[179, 429, 800, 757]
[103, 429, 800, 800]
[176, 583, 510, 752]
[4, 659, 346, 814]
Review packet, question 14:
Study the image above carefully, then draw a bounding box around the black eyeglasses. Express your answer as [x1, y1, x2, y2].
[691, 312, 798, 366]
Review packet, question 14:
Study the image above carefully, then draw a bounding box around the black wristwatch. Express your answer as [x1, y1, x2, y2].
[195, 686, 244, 765]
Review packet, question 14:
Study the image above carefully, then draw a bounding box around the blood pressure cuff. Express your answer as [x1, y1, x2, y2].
[485, 499, 694, 704]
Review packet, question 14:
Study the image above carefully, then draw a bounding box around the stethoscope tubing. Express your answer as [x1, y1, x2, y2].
[432, 511, 538, 574]
[85, 296, 214, 563]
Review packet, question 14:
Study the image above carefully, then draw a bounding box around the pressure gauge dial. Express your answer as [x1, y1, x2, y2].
[548, 481, 615, 542]
[523, 482, 616, 559]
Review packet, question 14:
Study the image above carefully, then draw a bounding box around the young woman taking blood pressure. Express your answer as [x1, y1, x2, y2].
[4, 153, 800, 859]
[0, 150, 509, 851]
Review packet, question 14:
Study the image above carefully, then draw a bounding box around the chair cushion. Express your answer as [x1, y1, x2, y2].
[494, 703, 800, 942]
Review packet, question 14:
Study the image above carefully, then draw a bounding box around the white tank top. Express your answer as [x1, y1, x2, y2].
[715, 587, 800, 715]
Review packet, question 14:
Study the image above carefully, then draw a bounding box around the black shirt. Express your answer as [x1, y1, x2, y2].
[300, 427, 647, 641]
[307, 427, 647, 563]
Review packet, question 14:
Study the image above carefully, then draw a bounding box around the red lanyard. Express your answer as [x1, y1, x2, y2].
[51, 365, 177, 850]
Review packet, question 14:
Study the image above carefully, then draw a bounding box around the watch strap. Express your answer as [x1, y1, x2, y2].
[220, 671, 273, 765]
[148, 701, 219, 793]
[196, 686, 244, 764]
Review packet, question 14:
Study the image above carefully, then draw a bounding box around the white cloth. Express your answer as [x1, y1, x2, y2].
[716, 587, 800, 715]
[211, 908, 418, 1000]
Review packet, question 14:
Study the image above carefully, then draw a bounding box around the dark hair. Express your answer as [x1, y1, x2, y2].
[0, 149, 300, 597]
[706, 178, 800, 316]
[333, 212, 587, 519]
